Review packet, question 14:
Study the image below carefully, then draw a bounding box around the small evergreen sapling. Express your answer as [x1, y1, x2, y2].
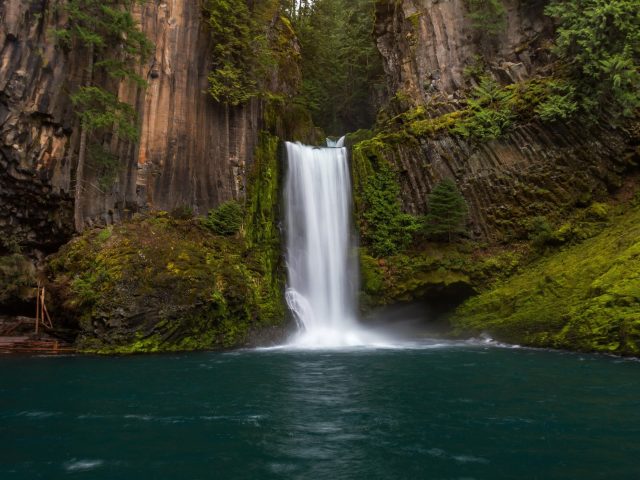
[203, 201, 244, 236]
[423, 179, 469, 242]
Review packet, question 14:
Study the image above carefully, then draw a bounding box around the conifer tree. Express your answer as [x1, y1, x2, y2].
[423, 179, 468, 242]
[55, 0, 152, 231]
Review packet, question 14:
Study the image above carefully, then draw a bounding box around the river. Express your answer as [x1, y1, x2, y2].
[1, 343, 639, 479]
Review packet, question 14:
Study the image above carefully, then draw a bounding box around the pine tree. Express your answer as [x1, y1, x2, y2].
[423, 179, 468, 242]
[54, 0, 152, 231]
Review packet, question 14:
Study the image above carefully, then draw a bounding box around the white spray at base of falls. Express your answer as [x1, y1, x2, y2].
[284, 137, 387, 348]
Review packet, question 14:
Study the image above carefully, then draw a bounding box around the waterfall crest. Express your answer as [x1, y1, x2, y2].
[284, 137, 383, 347]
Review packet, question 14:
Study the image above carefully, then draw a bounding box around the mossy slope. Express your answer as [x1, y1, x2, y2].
[47, 127, 287, 355]
[48, 213, 284, 354]
[452, 205, 640, 355]
[359, 245, 522, 310]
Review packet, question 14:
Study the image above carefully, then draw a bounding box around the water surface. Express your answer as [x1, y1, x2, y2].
[1, 343, 639, 479]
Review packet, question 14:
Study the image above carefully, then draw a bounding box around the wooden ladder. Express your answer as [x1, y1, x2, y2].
[35, 282, 53, 334]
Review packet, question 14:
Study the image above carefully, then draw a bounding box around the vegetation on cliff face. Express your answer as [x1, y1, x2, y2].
[452, 200, 640, 356]
[351, 133, 420, 257]
[376, 75, 579, 143]
[55, 0, 153, 230]
[47, 131, 286, 354]
[423, 180, 469, 241]
[202, 0, 276, 105]
[291, 0, 384, 134]
[546, 0, 640, 117]
[202, 0, 308, 107]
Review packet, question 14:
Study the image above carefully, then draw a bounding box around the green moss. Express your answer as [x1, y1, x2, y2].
[372, 76, 580, 145]
[351, 134, 420, 257]
[452, 204, 640, 356]
[49, 214, 284, 353]
[0, 254, 36, 305]
[359, 242, 523, 308]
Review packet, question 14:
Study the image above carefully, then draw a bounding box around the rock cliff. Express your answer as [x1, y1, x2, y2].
[375, 0, 554, 105]
[0, 0, 290, 254]
[365, 0, 638, 241]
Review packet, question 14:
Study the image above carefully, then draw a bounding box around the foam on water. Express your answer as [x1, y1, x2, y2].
[64, 459, 104, 472]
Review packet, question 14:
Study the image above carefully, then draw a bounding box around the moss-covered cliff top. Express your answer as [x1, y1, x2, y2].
[452, 201, 640, 356]
[47, 211, 285, 354]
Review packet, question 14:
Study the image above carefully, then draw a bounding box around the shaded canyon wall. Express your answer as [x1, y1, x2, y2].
[369, 0, 638, 241]
[0, 0, 273, 252]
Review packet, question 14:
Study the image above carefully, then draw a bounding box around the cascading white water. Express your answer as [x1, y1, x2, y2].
[284, 137, 383, 347]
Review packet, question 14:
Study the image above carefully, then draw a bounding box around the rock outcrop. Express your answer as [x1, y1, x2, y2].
[0, 0, 293, 253]
[374, 0, 553, 105]
[366, 0, 638, 241]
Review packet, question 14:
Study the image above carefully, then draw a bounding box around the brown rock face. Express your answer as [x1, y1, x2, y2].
[375, 0, 553, 105]
[373, 121, 635, 241]
[369, 0, 638, 241]
[0, 0, 286, 251]
[1, 0, 78, 252]
[111, 1, 263, 219]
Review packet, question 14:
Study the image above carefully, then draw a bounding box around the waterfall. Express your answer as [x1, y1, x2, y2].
[284, 137, 382, 347]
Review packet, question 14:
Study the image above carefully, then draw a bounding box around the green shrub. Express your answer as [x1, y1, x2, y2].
[453, 77, 515, 140]
[423, 179, 469, 242]
[203, 201, 244, 236]
[528, 216, 554, 249]
[361, 162, 420, 257]
[534, 89, 578, 122]
[545, 0, 640, 117]
[170, 205, 194, 220]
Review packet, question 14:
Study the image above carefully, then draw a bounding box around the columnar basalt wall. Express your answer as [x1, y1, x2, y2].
[370, 0, 638, 241]
[1, 0, 77, 252]
[0, 0, 279, 251]
[374, 0, 553, 105]
[377, 121, 634, 241]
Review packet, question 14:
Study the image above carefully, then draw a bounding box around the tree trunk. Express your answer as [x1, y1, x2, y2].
[74, 45, 94, 233]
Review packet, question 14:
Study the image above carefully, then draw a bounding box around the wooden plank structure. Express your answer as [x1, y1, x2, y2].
[0, 286, 75, 355]
[0, 336, 75, 354]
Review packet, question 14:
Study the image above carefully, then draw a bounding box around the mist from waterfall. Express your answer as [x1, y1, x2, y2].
[284, 137, 385, 347]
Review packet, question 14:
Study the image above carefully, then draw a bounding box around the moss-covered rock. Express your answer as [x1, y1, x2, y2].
[359, 242, 523, 310]
[0, 253, 37, 307]
[47, 212, 285, 354]
[451, 204, 640, 356]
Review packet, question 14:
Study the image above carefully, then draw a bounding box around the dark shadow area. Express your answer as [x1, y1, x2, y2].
[361, 282, 476, 340]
